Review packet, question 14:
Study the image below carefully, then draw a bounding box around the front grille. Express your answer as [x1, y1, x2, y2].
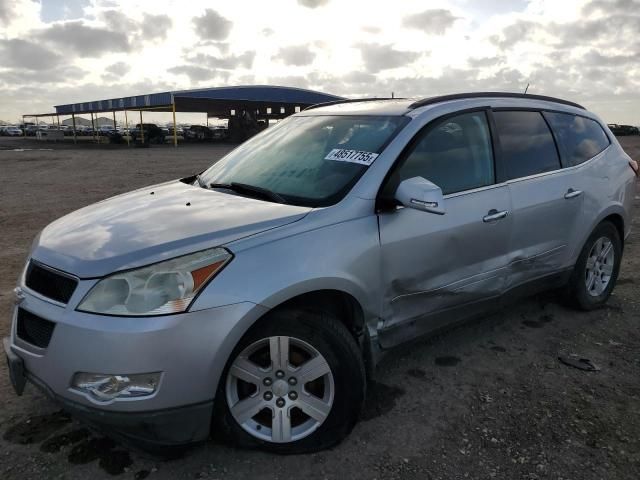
[25, 261, 77, 304]
[16, 308, 56, 348]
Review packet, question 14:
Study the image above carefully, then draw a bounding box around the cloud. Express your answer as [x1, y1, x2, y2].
[140, 14, 173, 41]
[298, 0, 330, 8]
[168, 65, 214, 82]
[101, 9, 138, 33]
[342, 71, 377, 84]
[105, 62, 131, 76]
[262, 27, 275, 36]
[580, 49, 640, 67]
[187, 51, 255, 70]
[167, 65, 231, 84]
[402, 9, 459, 35]
[274, 45, 316, 66]
[362, 26, 381, 34]
[0, 65, 87, 85]
[357, 43, 421, 73]
[193, 9, 233, 40]
[0, 0, 16, 25]
[467, 56, 506, 68]
[0, 39, 64, 70]
[548, 15, 640, 48]
[36, 21, 131, 57]
[489, 20, 538, 49]
[582, 0, 639, 15]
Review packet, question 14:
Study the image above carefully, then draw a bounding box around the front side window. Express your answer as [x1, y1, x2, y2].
[493, 111, 561, 180]
[543, 112, 610, 167]
[200, 115, 407, 207]
[384, 111, 495, 196]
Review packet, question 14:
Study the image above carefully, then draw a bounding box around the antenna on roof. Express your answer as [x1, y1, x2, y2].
[523, 83, 530, 94]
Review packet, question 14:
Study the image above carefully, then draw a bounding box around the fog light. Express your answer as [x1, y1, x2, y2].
[72, 372, 160, 401]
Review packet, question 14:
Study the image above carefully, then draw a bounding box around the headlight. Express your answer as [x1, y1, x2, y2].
[77, 247, 232, 316]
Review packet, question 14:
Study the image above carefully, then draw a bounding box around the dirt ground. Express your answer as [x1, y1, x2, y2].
[0, 136, 639, 480]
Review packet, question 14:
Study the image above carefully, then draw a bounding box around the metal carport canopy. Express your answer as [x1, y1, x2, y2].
[54, 85, 345, 116]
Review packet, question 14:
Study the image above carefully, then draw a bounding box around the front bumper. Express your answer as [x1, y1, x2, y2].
[6, 288, 268, 446]
[3, 341, 211, 448]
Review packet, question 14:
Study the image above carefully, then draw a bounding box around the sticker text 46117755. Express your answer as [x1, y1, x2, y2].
[324, 149, 379, 166]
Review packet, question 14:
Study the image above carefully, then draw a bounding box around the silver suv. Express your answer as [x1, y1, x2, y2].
[4, 93, 638, 454]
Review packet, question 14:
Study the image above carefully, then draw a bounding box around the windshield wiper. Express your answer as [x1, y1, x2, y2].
[210, 182, 287, 204]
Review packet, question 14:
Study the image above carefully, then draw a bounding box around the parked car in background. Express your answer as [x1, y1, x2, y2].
[608, 124, 640, 136]
[98, 125, 117, 135]
[130, 123, 166, 144]
[25, 125, 40, 136]
[4, 126, 23, 136]
[211, 126, 228, 141]
[74, 125, 91, 136]
[167, 125, 184, 136]
[4, 93, 637, 454]
[184, 125, 214, 141]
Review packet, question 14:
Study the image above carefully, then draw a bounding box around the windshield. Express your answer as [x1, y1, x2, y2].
[199, 115, 408, 207]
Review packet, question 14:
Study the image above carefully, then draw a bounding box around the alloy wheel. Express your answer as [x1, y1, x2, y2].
[225, 336, 334, 443]
[585, 236, 615, 297]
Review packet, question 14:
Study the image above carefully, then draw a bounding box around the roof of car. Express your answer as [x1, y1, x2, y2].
[301, 92, 585, 116]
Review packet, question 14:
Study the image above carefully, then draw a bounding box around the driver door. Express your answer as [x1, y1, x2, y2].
[377, 110, 512, 348]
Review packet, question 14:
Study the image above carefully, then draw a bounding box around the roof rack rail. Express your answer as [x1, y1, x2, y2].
[408, 92, 585, 111]
[303, 97, 399, 111]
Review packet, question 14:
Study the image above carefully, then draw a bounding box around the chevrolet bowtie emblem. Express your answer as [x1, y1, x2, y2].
[13, 287, 25, 305]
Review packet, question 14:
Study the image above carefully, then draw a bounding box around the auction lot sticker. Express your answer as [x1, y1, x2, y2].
[324, 149, 379, 166]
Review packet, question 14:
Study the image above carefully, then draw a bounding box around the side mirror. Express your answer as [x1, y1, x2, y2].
[394, 177, 445, 215]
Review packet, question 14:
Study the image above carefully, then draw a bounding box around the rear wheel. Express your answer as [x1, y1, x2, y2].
[213, 309, 365, 453]
[567, 221, 622, 310]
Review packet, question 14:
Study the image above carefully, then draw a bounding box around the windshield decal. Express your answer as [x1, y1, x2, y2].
[324, 148, 379, 166]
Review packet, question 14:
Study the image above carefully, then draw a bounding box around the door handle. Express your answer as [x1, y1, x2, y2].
[564, 188, 583, 199]
[483, 209, 508, 222]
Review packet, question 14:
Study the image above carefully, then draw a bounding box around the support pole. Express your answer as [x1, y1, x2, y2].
[172, 101, 178, 148]
[90, 112, 96, 142]
[71, 113, 77, 144]
[206, 113, 209, 128]
[22, 115, 26, 136]
[56, 115, 60, 129]
[139, 111, 144, 143]
[124, 110, 130, 146]
[112, 111, 117, 131]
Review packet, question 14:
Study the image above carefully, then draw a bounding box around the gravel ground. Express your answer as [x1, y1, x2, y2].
[0, 136, 639, 480]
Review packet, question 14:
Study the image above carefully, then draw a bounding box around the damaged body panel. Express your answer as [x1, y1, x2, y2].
[378, 185, 512, 347]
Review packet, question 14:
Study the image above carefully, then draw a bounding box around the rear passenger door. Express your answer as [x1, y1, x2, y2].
[493, 110, 584, 288]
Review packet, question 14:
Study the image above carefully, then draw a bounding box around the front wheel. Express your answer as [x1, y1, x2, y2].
[213, 309, 365, 453]
[567, 221, 622, 310]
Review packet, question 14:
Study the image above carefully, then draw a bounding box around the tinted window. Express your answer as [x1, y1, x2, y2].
[385, 111, 495, 196]
[543, 112, 610, 166]
[493, 111, 561, 180]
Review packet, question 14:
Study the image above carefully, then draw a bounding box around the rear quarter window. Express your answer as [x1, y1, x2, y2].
[543, 112, 610, 167]
[493, 111, 561, 180]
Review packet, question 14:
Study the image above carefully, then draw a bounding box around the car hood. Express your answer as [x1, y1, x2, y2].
[31, 180, 311, 278]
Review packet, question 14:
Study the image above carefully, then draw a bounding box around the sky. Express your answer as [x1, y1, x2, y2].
[0, 0, 638, 125]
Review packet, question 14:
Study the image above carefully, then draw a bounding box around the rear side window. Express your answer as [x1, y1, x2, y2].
[493, 111, 561, 180]
[543, 112, 610, 167]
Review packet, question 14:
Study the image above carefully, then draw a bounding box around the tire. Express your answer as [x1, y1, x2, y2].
[567, 221, 622, 310]
[213, 308, 365, 454]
